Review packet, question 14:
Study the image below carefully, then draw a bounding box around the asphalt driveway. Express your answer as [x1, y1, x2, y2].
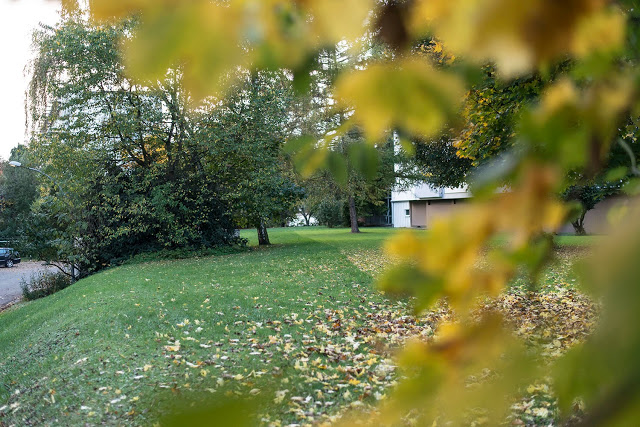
[0, 262, 58, 308]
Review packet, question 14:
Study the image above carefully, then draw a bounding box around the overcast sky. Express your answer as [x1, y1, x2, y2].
[0, 0, 60, 160]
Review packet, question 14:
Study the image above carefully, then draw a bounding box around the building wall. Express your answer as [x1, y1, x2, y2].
[407, 199, 464, 228]
[558, 196, 628, 234]
[426, 199, 460, 227]
[441, 186, 472, 199]
[391, 185, 472, 203]
[390, 181, 471, 228]
[392, 201, 412, 228]
[393, 179, 629, 233]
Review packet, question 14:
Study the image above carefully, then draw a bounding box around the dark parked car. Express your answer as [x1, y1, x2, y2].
[0, 248, 21, 268]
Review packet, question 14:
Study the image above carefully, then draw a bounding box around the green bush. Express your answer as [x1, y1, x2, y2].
[20, 271, 72, 301]
[316, 199, 344, 228]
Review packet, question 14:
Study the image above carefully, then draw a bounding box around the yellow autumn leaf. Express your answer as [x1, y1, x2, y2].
[334, 58, 465, 140]
[410, 0, 614, 76]
[538, 79, 578, 117]
[123, 2, 245, 100]
[308, 0, 373, 43]
[383, 229, 424, 259]
[87, 0, 151, 21]
[572, 8, 626, 57]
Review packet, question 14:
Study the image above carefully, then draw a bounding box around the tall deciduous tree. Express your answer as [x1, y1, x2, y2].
[26, 18, 241, 273]
[200, 71, 303, 245]
[288, 46, 409, 233]
[0, 146, 39, 245]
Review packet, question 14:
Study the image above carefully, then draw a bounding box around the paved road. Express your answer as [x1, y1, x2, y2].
[0, 262, 58, 308]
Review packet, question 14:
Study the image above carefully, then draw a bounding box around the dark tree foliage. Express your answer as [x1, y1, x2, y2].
[317, 199, 344, 228]
[77, 164, 238, 268]
[25, 19, 244, 274]
[200, 72, 304, 245]
[0, 146, 39, 246]
[457, 66, 547, 164]
[413, 135, 473, 188]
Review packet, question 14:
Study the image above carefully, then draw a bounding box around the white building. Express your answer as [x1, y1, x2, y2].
[390, 183, 472, 228]
[391, 181, 624, 234]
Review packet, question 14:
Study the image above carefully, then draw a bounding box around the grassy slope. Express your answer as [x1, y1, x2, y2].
[0, 228, 399, 425]
[0, 227, 592, 425]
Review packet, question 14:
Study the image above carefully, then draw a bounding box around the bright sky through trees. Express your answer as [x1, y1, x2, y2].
[0, 0, 59, 159]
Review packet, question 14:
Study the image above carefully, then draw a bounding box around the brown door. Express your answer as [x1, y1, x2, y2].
[425, 200, 457, 228]
[410, 201, 427, 227]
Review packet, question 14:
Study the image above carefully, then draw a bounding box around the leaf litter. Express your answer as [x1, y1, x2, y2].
[0, 246, 596, 426]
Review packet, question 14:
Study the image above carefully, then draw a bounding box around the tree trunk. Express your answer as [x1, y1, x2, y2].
[299, 207, 311, 226]
[257, 221, 270, 245]
[348, 195, 360, 233]
[572, 210, 587, 235]
[572, 219, 587, 235]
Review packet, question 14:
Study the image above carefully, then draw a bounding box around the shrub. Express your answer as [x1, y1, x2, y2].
[20, 271, 72, 301]
[316, 199, 344, 228]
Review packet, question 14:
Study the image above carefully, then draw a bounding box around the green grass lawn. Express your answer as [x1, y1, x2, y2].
[0, 227, 595, 425]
